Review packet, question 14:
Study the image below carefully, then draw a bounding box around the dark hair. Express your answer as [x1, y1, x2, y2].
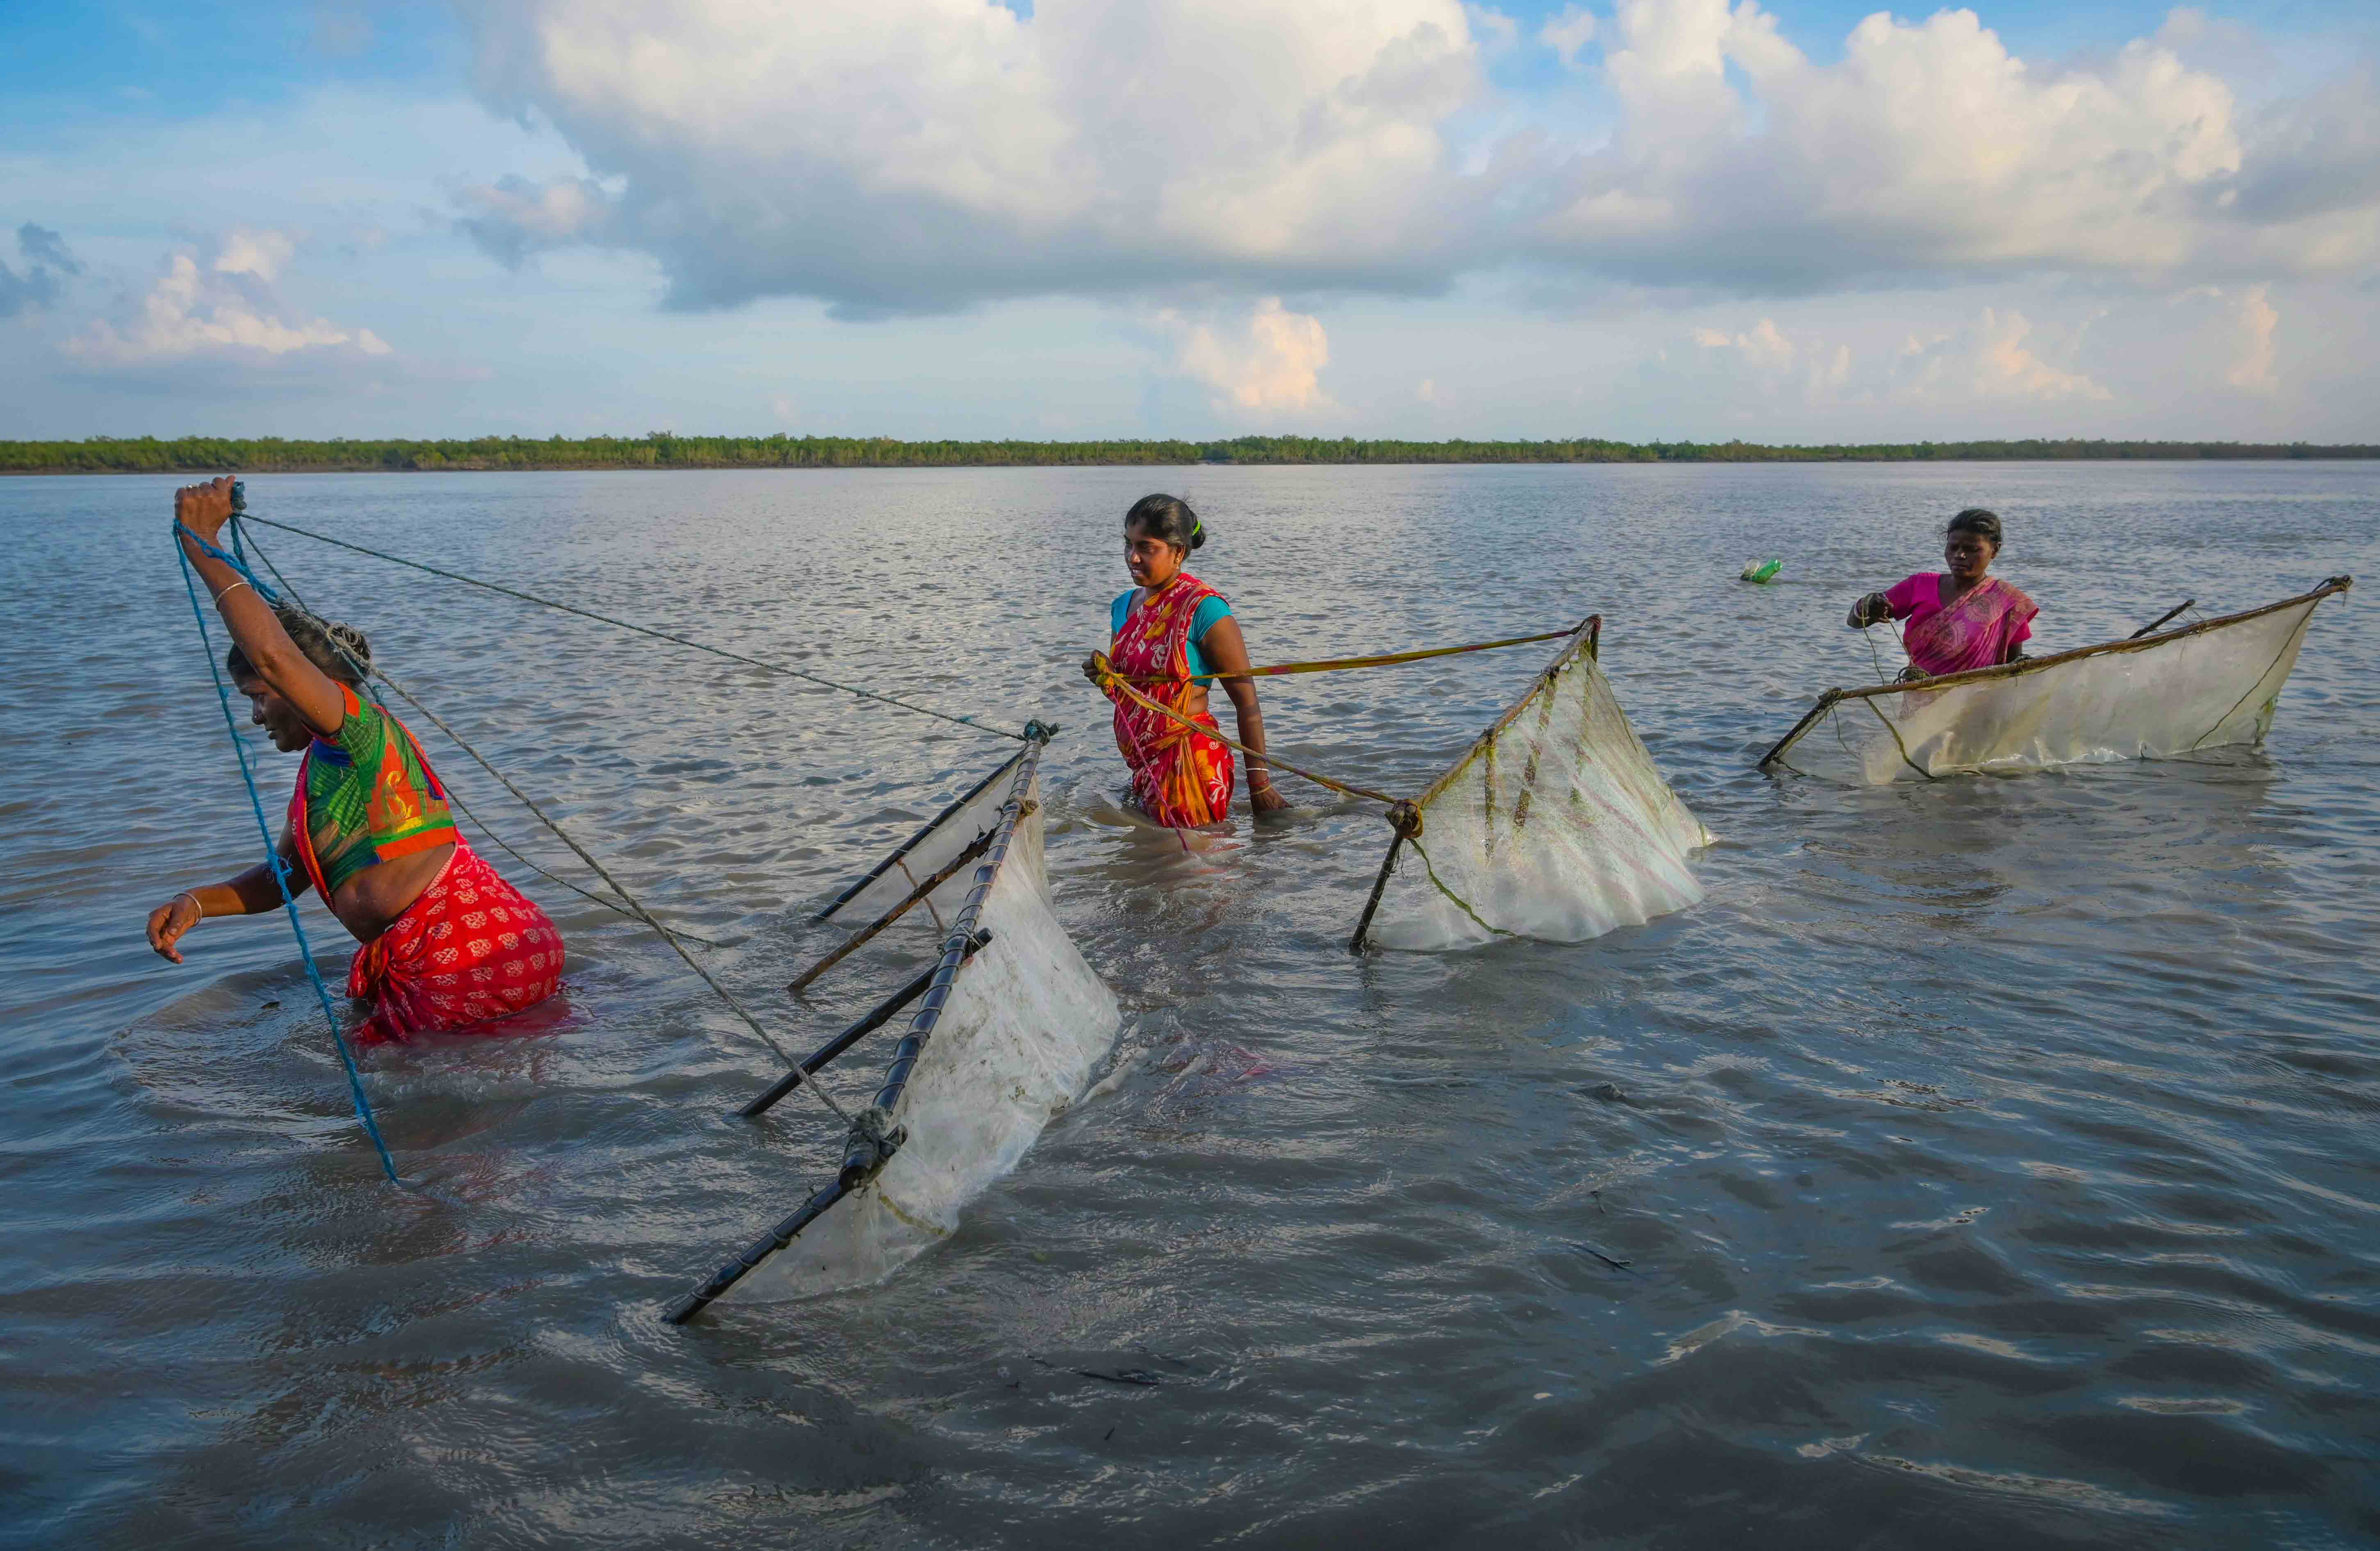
[226, 606, 372, 687]
[1947, 508, 2004, 549]
[1124, 493, 1204, 552]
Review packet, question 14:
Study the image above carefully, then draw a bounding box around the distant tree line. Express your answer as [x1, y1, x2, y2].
[4, 433, 2373, 475]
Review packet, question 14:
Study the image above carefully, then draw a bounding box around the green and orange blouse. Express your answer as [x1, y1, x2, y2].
[287, 684, 457, 899]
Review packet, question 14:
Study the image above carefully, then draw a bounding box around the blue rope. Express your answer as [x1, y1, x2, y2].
[178, 519, 279, 599]
[173, 530, 403, 1184]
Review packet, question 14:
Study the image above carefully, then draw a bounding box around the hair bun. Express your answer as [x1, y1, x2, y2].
[1124, 493, 1206, 554]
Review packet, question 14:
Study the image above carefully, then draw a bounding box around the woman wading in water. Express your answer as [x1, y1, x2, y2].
[1090, 495, 1287, 826]
[148, 477, 564, 1045]
[1848, 508, 2039, 680]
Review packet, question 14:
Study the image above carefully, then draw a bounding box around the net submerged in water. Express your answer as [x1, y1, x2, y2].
[1352, 620, 1714, 952]
[668, 738, 1120, 1318]
[1759, 577, 2352, 785]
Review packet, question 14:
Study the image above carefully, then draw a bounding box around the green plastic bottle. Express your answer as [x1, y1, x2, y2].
[1740, 558, 1782, 584]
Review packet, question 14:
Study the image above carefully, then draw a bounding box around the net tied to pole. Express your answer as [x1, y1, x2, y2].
[1086, 615, 1714, 952]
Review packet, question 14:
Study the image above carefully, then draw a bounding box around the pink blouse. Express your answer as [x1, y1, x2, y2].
[1885, 573, 2038, 677]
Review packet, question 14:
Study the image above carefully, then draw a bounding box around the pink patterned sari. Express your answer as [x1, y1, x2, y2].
[1888, 573, 2038, 678]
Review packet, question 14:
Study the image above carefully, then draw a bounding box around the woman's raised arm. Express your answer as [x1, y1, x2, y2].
[172, 478, 349, 737]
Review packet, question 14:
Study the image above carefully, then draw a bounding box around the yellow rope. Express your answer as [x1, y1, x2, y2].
[1085, 654, 1405, 808]
[1108, 624, 1580, 685]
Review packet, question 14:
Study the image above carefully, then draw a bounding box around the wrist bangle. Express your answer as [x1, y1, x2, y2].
[175, 890, 203, 919]
[211, 579, 253, 605]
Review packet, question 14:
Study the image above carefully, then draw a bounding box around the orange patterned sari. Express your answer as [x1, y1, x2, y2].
[1104, 575, 1236, 827]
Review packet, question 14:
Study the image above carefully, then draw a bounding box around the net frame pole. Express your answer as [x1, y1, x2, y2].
[2129, 598, 2196, 639]
[1345, 615, 1602, 952]
[1407, 617, 1600, 812]
[839, 737, 1044, 1187]
[663, 1179, 852, 1325]
[786, 827, 996, 994]
[812, 752, 1024, 922]
[662, 732, 1051, 1325]
[1755, 689, 1844, 770]
[742, 931, 990, 1118]
[1347, 834, 1406, 955]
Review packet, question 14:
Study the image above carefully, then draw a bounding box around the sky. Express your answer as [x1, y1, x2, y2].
[2, 0, 2375, 443]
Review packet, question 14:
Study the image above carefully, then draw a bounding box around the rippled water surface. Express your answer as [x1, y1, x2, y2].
[5, 463, 2377, 1549]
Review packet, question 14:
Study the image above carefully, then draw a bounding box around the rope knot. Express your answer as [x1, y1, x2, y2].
[1386, 800, 1424, 840]
[1081, 651, 1124, 697]
[839, 1105, 907, 1188]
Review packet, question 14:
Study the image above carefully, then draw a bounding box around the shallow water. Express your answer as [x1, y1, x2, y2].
[4, 462, 2375, 1549]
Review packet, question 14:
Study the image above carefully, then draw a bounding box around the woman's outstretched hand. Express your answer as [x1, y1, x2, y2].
[1846, 592, 1891, 629]
[147, 893, 202, 964]
[1248, 776, 1288, 815]
[173, 475, 238, 543]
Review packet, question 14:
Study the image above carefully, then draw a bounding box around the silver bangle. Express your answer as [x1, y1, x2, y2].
[175, 890, 203, 919]
[212, 579, 253, 605]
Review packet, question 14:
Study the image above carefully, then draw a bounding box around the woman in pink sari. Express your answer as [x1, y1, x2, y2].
[1848, 508, 2038, 680]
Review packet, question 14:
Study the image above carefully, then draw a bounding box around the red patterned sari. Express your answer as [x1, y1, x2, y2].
[340, 843, 565, 1047]
[289, 712, 564, 1047]
[1103, 575, 1237, 827]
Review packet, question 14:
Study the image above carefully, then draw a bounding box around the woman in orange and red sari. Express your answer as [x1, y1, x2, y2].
[1090, 494, 1287, 826]
[147, 477, 564, 1047]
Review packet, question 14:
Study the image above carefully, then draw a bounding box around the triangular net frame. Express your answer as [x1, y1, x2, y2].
[1759, 577, 2352, 785]
[1352, 619, 1713, 952]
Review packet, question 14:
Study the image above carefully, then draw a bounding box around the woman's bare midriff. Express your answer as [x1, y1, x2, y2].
[330, 842, 456, 941]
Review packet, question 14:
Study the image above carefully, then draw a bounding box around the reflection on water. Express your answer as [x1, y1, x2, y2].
[2, 462, 2376, 1549]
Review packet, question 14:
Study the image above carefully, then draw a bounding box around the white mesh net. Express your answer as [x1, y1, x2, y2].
[1761, 583, 2348, 785]
[732, 771, 1119, 1300]
[1357, 627, 1713, 952]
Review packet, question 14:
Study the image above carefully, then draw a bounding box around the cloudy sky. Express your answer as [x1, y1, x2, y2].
[2, 0, 2374, 441]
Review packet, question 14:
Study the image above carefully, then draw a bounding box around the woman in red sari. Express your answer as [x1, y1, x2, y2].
[1849, 508, 2039, 680]
[148, 477, 563, 1047]
[1091, 494, 1287, 827]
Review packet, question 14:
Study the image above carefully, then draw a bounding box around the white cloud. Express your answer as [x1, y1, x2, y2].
[1897, 308, 2109, 402]
[1678, 302, 2112, 410]
[1465, 4, 1519, 56]
[2225, 283, 2277, 394]
[65, 231, 393, 368]
[1160, 297, 1332, 412]
[1533, 2, 2261, 287]
[1540, 5, 1598, 69]
[443, 0, 2380, 318]
[456, 175, 616, 266]
[1689, 315, 1849, 397]
[456, 0, 1484, 315]
[213, 228, 298, 282]
[441, 0, 2380, 317]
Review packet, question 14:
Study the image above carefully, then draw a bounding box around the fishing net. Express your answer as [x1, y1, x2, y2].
[732, 762, 1119, 1300]
[1760, 580, 2350, 785]
[1354, 624, 1714, 952]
